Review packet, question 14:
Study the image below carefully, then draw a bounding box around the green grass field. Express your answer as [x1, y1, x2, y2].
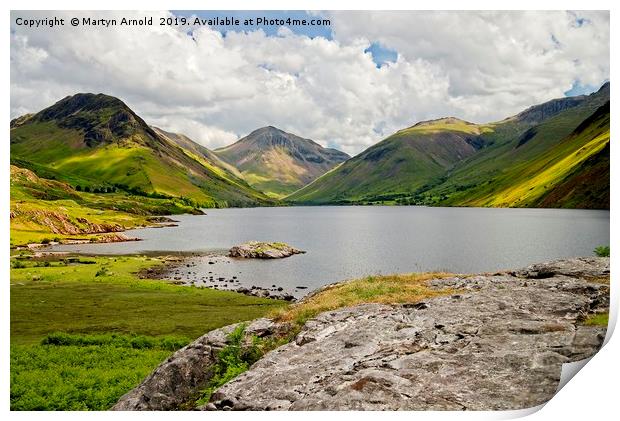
[10, 255, 286, 410]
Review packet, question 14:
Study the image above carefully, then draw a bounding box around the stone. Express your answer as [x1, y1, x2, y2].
[210, 258, 609, 411]
[228, 241, 306, 259]
[115, 257, 609, 411]
[112, 318, 279, 410]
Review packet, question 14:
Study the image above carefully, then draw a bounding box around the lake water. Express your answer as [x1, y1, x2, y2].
[48, 206, 610, 296]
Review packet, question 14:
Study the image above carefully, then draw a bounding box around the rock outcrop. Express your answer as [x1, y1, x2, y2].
[228, 241, 305, 259]
[114, 257, 609, 411]
[112, 318, 289, 410]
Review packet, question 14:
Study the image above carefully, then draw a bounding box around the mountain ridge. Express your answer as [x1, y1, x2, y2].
[287, 83, 610, 209]
[10, 93, 274, 207]
[215, 126, 350, 198]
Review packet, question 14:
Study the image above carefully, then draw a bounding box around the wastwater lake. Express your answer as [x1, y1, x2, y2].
[48, 206, 610, 297]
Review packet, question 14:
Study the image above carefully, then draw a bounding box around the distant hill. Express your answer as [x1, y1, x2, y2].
[215, 126, 350, 198]
[10, 93, 273, 207]
[287, 82, 609, 209]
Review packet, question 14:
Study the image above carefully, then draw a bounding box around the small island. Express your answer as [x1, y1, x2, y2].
[228, 241, 306, 259]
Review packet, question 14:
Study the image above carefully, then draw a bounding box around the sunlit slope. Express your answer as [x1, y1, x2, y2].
[286, 118, 492, 204]
[10, 94, 272, 207]
[441, 102, 609, 208]
[215, 126, 350, 198]
[287, 83, 609, 209]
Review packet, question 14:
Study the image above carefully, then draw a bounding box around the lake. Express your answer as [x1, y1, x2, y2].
[48, 206, 610, 296]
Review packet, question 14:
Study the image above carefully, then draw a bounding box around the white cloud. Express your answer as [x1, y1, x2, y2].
[10, 10, 609, 155]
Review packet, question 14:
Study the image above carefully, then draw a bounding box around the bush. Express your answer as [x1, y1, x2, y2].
[41, 332, 189, 350]
[195, 324, 292, 406]
[11, 260, 26, 269]
[594, 246, 610, 257]
[95, 266, 109, 277]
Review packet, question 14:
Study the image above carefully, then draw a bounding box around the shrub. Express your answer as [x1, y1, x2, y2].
[594, 246, 610, 257]
[11, 260, 26, 269]
[196, 324, 256, 405]
[195, 324, 294, 406]
[95, 266, 109, 277]
[11, 333, 189, 410]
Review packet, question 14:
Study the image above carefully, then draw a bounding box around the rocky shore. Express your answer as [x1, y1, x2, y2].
[142, 253, 299, 301]
[113, 257, 610, 411]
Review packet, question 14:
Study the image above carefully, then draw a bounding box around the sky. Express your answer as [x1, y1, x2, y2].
[10, 10, 610, 155]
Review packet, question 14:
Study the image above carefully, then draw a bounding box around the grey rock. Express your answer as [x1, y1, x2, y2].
[210, 258, 609, 411]
[111, 318, 278, 410]
[115, 257, 609, 411]
[229, 241, 306, 259]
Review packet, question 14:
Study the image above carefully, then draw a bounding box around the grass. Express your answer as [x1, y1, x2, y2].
[11, 333, 185, 410]
[10, 256, 286, 345]
[583, 312, 609, 327]
[194, 323, 294, 406]
[10, 255, 286, 410]
[594, 246, 610, 257]
[270, 272, 454, 327]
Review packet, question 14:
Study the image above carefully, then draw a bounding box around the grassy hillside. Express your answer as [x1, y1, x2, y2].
[287, 83, 609, 209]
[10, 165, 203, 246]
[287, 118, 492, 204]
[216, 126, 349, 198]
[424, 96, 609, 208]
[11, 94, 273, 208]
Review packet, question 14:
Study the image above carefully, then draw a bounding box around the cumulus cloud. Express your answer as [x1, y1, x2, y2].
[10, 10, 609, 155]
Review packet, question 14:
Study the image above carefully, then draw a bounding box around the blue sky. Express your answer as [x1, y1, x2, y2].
[564, 80, 604, 96]
[173, 10, 397, 68]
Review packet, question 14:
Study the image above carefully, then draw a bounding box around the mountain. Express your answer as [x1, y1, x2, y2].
[215, 126, 350, 198]
[287, 82, 609, 209]
[286, 118, 491, 204]
[10, 93, 273, 207]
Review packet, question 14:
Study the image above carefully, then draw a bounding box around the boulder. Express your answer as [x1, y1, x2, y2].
[228, 241, 305, 259]
[114, 257, 609, 411]
[112, 318, 284, 410]
[210, 258, 609, 410]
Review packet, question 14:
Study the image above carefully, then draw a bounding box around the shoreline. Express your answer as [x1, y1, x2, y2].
[141, 253, 298, 302]
[12, 217, 180, 251]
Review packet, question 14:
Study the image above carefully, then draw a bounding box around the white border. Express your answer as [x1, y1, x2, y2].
[2, 1, 616, 420]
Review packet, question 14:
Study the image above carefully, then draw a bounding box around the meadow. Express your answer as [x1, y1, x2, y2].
[10, 255, 285, 410]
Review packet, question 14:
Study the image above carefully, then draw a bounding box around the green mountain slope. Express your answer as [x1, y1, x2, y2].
[10, 164, 205, 246]
[287, 118, 491, 204]
[215, 126, 350, 198]
[287, 83, 609, 209]
[10, 94, 273, 207]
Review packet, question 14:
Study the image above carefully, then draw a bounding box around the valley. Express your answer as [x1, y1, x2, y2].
[8, 83, 611, 411]
[10, 83, 610, 246]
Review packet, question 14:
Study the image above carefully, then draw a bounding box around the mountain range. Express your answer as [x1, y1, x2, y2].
[288, 82, 610, 209]
[10, 94, 271, 208]
[10, 82, 610, 244]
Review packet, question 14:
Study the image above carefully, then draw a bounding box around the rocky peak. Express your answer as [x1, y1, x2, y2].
[515, 81, 610, 125]
[23, 93, 159, 147]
